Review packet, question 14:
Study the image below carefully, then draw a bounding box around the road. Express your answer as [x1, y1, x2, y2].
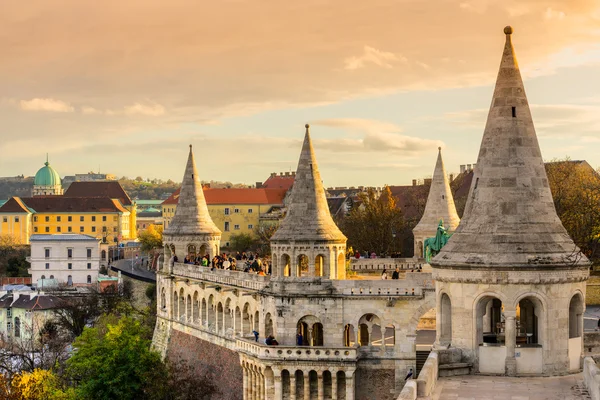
[111, 257, 156, 282]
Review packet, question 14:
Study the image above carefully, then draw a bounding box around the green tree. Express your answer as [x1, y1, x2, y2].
[340, 186, 406, 256]
[229, 232, 256, 252]
[66, 316, 165, 400]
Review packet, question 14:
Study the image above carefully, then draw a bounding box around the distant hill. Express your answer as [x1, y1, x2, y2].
[0, 177, 34, 200]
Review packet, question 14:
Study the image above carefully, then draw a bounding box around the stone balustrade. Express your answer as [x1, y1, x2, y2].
[236, 338, 358, 361]
[584, 357, 600, 400]
[350, 257, 424, 272]
[172, 263, 270, 291]
[334, 280, 427, 297]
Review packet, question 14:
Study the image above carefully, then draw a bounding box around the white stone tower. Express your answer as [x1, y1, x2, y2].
[412, 147, 460, 258]
[163, 145, 221, 267]
[270, 124, 347, 280]
[430, 27, 589, 376]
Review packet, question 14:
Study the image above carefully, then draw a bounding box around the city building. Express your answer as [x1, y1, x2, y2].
[136, 207, 162, 233]
[162, 187, 288, 247]
[62, 172, 117, 187]
[152, 28, 590, 400]
[28, 234, 101, 286]
[0, 196, 132, 245]
[32, 156, 63, 196]
[0, 289, 62, 343]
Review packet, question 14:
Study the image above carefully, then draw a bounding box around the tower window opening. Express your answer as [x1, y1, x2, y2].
[511, 106, 516, 118]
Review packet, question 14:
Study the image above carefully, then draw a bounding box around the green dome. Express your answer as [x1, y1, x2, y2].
[34, 161, 61, 186]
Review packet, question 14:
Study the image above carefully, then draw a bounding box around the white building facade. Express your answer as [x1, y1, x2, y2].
[28, 234, 101, 286]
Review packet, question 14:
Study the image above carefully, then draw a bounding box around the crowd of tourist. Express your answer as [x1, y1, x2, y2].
[177, 251, 271, 275]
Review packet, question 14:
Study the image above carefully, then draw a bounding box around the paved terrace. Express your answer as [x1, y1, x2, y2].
[171, 262, 433, 295]
[430, 374, 590, 400]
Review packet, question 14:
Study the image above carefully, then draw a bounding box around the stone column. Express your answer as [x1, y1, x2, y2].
[331, 372, 338, 400]
[251, 369, 256, 400]
[290, 374, 297, 400]
[317, 371, 324, 400]
[367, 326, 374, 347]
[273, 369, 282, 400]
[308, 328, 314, 346]
[304, 371, 310, 400]
[257, 371, 263, 400]
[243, 366, 248, 400]
[345, 371, 355, 400]
[505, 312, 517, 376]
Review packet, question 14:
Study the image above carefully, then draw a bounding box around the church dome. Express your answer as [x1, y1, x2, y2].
[34, 161, 61, 186]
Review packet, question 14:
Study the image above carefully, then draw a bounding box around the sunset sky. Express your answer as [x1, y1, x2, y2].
[1, 0, 599, 187]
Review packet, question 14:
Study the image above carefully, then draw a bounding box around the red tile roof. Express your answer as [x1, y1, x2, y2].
[162, 188, 288, 206]
[262, 174, 295, 190]
[64, 182, 132, 206]
[0, 197, 129, 214]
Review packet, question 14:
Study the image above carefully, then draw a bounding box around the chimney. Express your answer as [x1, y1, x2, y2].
[472, 163, 476, 171]
[255, 182, 263, 189]
[424, 178, 432, 186]
[460, 165, 466, 174]
[412, 179, 417, 186]
[467, 164, 472, 172]
[291, 171, 296, 176]
[449, 174, 454, 182]
[285, 172, 290, 176]
[270, 173, 276, 178]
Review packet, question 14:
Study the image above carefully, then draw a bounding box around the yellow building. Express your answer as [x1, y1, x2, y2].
[0, 196, 131, 245]
[0, 181, 136, 245]
[162, 188, 288, 246]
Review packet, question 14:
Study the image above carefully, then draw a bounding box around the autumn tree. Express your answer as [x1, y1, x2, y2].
[138, 224, 163, 269]
[9, 369, 73, 400]
[546, 159, 600, 263]
[340, 186, 406, 256]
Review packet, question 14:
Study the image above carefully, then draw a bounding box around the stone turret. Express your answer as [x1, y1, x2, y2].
[412, 147, 460, 258]
[270, 124, 347, 280]
[430, 27, 589, 376]
[163, 145, 221, 265]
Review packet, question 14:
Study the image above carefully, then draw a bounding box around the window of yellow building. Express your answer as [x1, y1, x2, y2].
[80, 226, 84, 232]
[33, 216, 37, 222]
[92, 227, 96, 233]
[68, 227, 72, 232]
[57, 216, 61, 222]
[102, 216, 107, 222]
[34, 227, 38, 233]
[45, 216, 49, 222]
[68, 216, 72, 222]
[45, 227, 50, 233]
[92, 216, 96, 222]
[248, 208, 253, 213]
[80, 216, 84, 222]
[14, 217, 19, 222]
[57, 227, 61, 232]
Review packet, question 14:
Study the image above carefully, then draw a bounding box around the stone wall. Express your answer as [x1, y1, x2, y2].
[415, 351, 438, 397]
[396, 380, 417, 400]
[584, 357, 600, 400]
[355, 361, 396, 400]
[168, 329, 243, 400]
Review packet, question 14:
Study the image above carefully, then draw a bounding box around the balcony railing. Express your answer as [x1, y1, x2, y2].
[172, 263, 270, 291]
[236, 338, 357, 361]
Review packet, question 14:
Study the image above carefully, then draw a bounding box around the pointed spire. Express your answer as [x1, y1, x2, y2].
[413, 147, 460, 236]
[45, 153, 49, 166]
[271, 124, 346, 242]
[164, 145, 221, 236]
[433, 27, 588, 268]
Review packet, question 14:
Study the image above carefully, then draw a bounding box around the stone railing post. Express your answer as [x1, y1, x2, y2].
[505, 312, 517, 376]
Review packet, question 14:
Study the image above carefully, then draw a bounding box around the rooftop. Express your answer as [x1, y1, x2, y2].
[162, 187, 288, 206]
[0, 196, 130, 214]
[30, 234, 99, 242]
[64, 181, 133, 206]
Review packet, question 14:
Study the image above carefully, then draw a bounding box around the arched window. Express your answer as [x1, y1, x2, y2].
[440, 293, 452, 344]
[297, 255, 308, 277]
[344, 324, 356, 346]
[358, 313, 382, 346]
[517, 297, 542, 345]
[50, 275, 54, 279]
[315, 255, 325, 277]
[281, 254, 291, 277]
[67, 275, 73, 286]
[476, 296, 503, 345]
[41, 275, 46, 280]
[297, 315, 323, 346]
[569, 294, 584, 339]
[87, 275, 92, 284]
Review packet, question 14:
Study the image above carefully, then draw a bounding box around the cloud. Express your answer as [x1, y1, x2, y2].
[123, 102, 165, 116]
[81, 106, 101, 115]
[544, 7, 566, 20]
[19, 98, 74, 112]
[344, 46, 405, 70]
[311, 118, 443, 155]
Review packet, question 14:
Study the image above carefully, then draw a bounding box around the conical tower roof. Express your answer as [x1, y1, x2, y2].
[164, 145, 221, 236]
[271, 124, 346, 242]
[433, 27, 588, 268]
[413, 148, 460, 234]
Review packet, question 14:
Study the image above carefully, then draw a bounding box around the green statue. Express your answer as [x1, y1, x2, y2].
[424, 219, 452, 262]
